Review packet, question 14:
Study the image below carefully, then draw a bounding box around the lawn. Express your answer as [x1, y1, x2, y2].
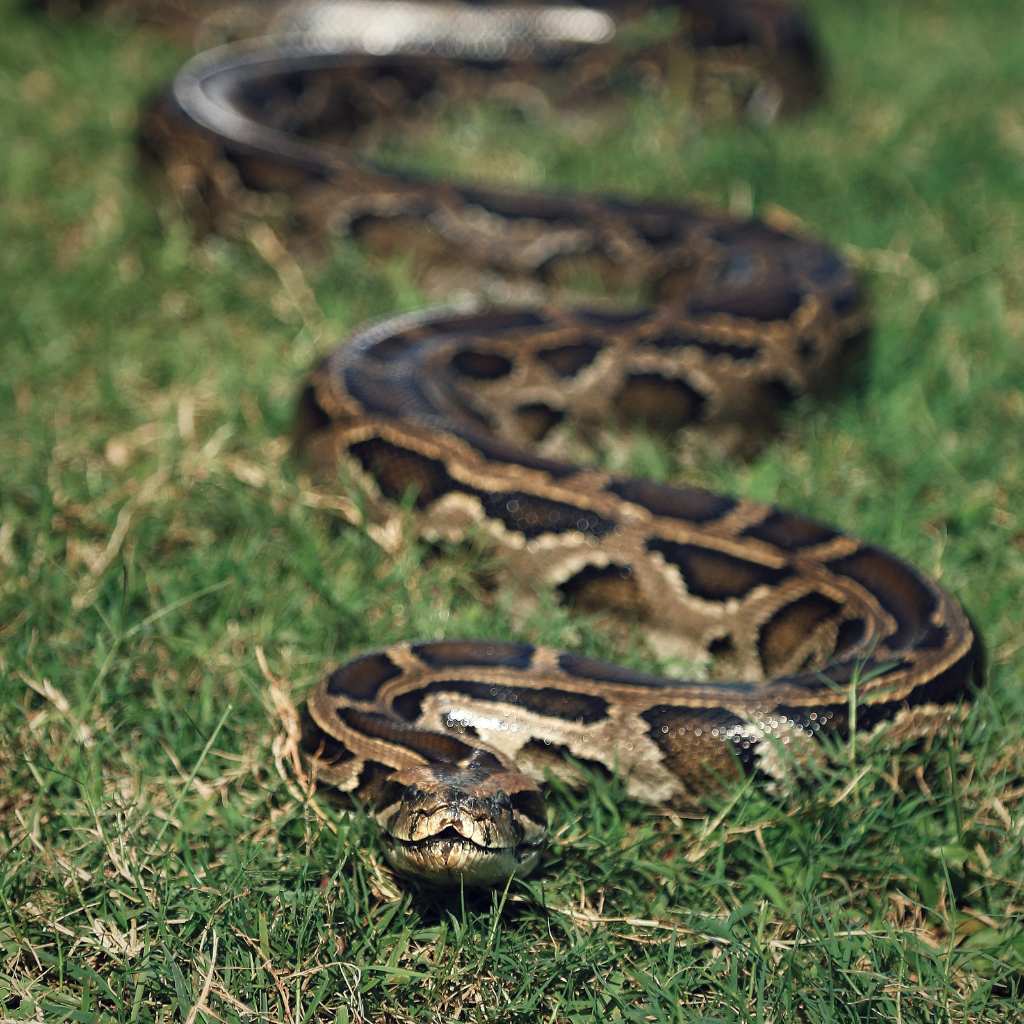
[2, 0, 1023, 1020]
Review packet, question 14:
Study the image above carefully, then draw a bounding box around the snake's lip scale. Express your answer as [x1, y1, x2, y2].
[119, 0, 984, 887]
[388, 826, 537, 856]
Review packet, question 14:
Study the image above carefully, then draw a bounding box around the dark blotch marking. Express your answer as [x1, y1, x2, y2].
[826, 547, 936, 649]
[762, 377, 798, 407]
[348, 438, 457, 508]
[459, 187, 576, 225]
[343, 364, 431, 419]
[510, 787, 548, 826]
[480, 491, 616, 540]
[777, 655, 912, 693]
[412, 641, 534, 671]
[350, 211, 437, 257]
[856, 651, 975, 728]
[364, 331, 419, 363]
[647, 332, 759, 361]
[917, 622, 950, 650]
[840, 328, 871, 368]
[718, 248, 757, 287]
[647, 538, 792, 601]
[300, 708, 354, 764]
[463, 748, 505, 774]
[229, 149, 329, 193]
[832, 282, 862, 317]
[616, 373, 707, 430]
[641, 704, 758, 774]
[557, 563, 645, 614]
[628, 215, 681, 247]
[775, 645, 974, 739]
[834, 617, 867, 656]
[515, 402, 564, 442]
[764, 703, 845, 739]
[807, 248, 846, 285]
[355, 759, 403, 806]
[453, 430, 578, 480]
[641, 703, 746, 731]
[295, 380, 331, 436]
[536, 339, 603, 378]
[708, 635, 736, 659]
[797, 337, 818, 362]
[433, 375, 496, 431]
[451, 348, 514, 380]
[575, 307, 651, 327]
[337, 707, 477, 763]
[742, 511, 838, 551]
[707, 222, 784, 248]
[757, 592, 842, 673]
[689, 286, 804, 322]
[326, 651, 403, 699]
[557, 652, 748, 692]
[519, 737, 614, 781]
[394, 678, 609, 725]
[607, 478, 735, 523]
[419, 307, 550, 335]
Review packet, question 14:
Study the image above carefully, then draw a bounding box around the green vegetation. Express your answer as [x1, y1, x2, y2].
[2, 0, 1023, 1019]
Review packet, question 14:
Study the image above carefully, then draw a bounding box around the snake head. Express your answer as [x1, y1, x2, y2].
[375, 751, 547, 888]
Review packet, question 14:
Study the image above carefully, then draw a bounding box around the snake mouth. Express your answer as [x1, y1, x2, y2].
[391, 825, 512, 853]
[383, 826, 545, 887]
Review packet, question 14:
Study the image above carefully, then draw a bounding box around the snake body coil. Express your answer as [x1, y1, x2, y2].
[127, 0, 983, 886]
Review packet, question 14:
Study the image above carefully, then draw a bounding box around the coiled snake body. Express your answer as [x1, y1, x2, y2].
[119, 0, 983, 886]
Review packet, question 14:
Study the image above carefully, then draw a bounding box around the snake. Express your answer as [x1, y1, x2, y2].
[62, 0, 984, 886]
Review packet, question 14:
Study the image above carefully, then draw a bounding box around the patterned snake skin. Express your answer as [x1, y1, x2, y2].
[56, 0, 983, 886]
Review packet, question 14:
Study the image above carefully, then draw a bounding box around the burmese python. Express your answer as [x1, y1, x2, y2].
[63, 0, 983, 886]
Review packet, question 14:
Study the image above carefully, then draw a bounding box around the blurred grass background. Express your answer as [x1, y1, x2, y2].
[2, 0, 1023, 1020]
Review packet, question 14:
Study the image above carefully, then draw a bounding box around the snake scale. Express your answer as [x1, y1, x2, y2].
[62, 0, 984, 885]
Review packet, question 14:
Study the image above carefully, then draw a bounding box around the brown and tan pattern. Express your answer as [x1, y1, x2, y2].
[110, 0, 982, 885]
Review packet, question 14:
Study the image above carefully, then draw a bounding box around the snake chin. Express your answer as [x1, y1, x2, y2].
[377, 762, 548, 887]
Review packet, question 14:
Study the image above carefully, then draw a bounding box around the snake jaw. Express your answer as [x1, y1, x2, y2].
[376, 761, 547, 887]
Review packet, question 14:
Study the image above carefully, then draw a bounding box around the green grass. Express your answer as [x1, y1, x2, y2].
[2, 0, 1024, 1020]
